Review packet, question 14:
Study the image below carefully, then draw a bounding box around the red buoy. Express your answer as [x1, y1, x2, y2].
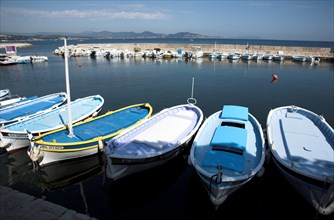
[272, 74, 278, 80]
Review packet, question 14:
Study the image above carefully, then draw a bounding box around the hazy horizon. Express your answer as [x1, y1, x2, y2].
[1, 1, 333, 42]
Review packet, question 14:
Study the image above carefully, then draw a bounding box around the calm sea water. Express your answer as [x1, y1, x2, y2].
[0, 39, 333, 220]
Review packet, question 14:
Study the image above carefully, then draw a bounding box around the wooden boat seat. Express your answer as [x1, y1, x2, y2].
[210, 126, 247, 155]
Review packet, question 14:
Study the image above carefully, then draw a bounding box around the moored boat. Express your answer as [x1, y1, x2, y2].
[0, 95, 104, 152]
[0, 95, 38, 109]
[27, 103, 153, 166]
[0, 92, 67, 126]
[189, 105, 266, 209]
[266, 105, 334, 215]
[30, 55, 48, 62]
[0, 89, 10, 100]
[292, 55, 306, 62]
[103, 103, 204, 181]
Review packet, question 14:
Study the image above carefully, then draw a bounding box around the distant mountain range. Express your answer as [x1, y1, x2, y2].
[0, 31, 219, 41]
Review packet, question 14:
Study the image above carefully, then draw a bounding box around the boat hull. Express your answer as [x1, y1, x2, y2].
[105, 146, 182, 180]
[28, 145, 102, 166]
[272, 157, 334, 215]
[189, 105, 266, 209]
[104, 104, 204, 180]
[266, 105, 334, 215]
[28, 103, 153, 166]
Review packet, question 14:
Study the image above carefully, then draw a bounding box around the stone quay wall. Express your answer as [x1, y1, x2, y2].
[76, 43, 334, 61]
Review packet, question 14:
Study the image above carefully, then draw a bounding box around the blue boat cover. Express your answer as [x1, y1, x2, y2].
[219, 105, 248, 121]
[210, 126, 247, 153]
[202, 150, 245, 173]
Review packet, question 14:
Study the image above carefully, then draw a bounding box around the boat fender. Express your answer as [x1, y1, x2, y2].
[98, 140, 107, 151]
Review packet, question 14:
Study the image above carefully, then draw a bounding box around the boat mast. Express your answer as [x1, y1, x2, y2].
[64, 38, 74, 137]
[187, 77, 197, 105]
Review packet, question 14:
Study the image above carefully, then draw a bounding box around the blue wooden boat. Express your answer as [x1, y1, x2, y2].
[103, 103, 204, 181]
[266, 105, 334, 215]
[0, 95, 104, 152]
[27, 103, 153, 166]
[189, 105, 266, 209]
[0, 95, 38, 109]
[0, 92, 67, 126]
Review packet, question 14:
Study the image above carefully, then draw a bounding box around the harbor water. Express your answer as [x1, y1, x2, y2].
[0, 39, 333, 220]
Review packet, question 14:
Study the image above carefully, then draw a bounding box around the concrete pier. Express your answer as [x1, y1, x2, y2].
[0, 43, 32, 48]
[0, 185, 97, 220]
[71, 43, 334, 61]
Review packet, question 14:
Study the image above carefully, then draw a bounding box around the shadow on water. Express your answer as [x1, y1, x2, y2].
[1, 145, 333, 220]
[103, 153, 189, 219]
[187, 160, 334, 220]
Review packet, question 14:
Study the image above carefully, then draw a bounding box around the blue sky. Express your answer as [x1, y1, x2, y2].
[1, 0, 333, 41]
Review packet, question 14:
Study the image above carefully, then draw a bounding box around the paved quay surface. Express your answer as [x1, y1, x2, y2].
[0, 185, 97, 220]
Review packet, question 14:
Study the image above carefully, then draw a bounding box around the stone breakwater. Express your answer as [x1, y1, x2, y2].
[0, 43, 32, 48]
[71, 43, 333, 61]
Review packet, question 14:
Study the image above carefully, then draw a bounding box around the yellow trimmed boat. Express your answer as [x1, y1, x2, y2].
[27, 103, 153, 166]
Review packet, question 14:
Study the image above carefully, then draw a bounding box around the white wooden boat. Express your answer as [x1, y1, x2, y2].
[0, 89, 10, 100]
[189, 105, 266, 209]
[16, 56, 31, 64]
[103, 103, 204, 181]
[273, 54, 284, 61]
[266, 105, 334, 215]
[217, 53, 229, 60]
[30, 55, 48, 62]
[227, 52, 241, 60]
[0, 95, 104, 152]
[252, 53, 263, 60]
[0, 57, 18, 65]
[292, 55, 306, 62]
[241, 53, 252, 60]
[0, 92, 67, 126]
[262, 54, 273, 60]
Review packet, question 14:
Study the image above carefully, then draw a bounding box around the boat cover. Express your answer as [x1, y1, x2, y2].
[220, 105, 248, 121]
[211, 126, 247, 153]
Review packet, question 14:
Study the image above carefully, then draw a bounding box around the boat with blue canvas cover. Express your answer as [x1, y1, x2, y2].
[0, 95, 104, 152]
[266, 105, 334, 215]
[0, 92, 67, 126]
[189, 105, 266, 209]
[103, 103, 204, 181]
[27, 103, 153, 166]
